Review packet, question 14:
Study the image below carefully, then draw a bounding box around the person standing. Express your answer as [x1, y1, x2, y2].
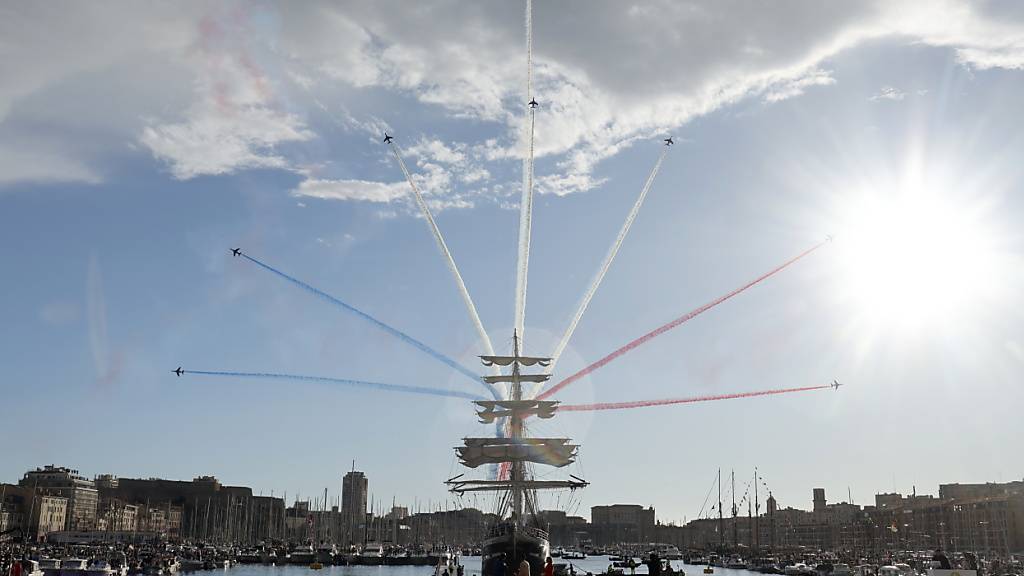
[518, 558, 531, 576]
[544, 557, 554, 576]
[644, 554, 662, 576]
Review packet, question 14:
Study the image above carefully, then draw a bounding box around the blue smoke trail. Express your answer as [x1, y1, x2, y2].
[186, 370, 485, 401]
[237, 252, 499, 399]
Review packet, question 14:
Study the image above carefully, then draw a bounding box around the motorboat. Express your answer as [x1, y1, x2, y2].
[39, 559, 61, 576]
[59, 559, 89, 576]
[290, 546, 316, 565]
[833, 564, 853, 576]
[84, 560, 117, 576]
[20, 560, 44, 576]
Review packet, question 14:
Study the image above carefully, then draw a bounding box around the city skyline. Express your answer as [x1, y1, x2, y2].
[3, 1, 1024, 527]
[7, 463, 1021, 528]
[6, 462, 1022, 555]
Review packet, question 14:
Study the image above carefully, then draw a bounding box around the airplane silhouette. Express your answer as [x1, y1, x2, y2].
[528, 98, 539, 109]
[173, 367, 184, 377]
[383, 132, 394, 144]
[831, 379, 842, 390]
[664, 137, 674, 146]
[231, 248, 241, 257]
[826, 234, 834, 242]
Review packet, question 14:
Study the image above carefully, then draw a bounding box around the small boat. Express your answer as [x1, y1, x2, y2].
[21, 560, 45, 576]
[704, 567, 714, 574]
[59, 560, 89, 576]
[39, 559, 62, 576]
[84, 560, 117, 576]
[290, 546, 316, 565]
[785, 564, 812, 576]
[833, 564, 853, 576]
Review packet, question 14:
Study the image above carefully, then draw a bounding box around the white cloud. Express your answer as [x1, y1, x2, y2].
[2, 0, 1024, 194]
[764, 68, 837, 103]
[869, 86, 906, 101]
[291, 178, 407, 203]
[141, 106, 313, 179]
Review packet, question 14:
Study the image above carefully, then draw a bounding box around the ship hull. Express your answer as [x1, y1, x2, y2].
[481, 522, 550, 576]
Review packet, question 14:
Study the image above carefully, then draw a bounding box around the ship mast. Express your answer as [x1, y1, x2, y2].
[510, 332, 525, 522]
[446, 331, 587, 526]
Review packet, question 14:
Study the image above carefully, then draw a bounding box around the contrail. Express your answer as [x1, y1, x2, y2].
[555, 383, 833, 412]
[548, 145, 669, 373]
[387, 139, 497, 361]
[236, 252, 494, 396]
[183, 369, 485, 401]
[538, 239, 828, 400]
[513, 0, 536, 348]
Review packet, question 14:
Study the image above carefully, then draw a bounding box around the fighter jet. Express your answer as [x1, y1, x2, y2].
[173, 367, 184, 377]
[383, 132, 394, 144]
[230, 248, 241, 257]
[663, 137, 674, 146]
[831, 379, 842, 390]
[528, 98, 539, 109]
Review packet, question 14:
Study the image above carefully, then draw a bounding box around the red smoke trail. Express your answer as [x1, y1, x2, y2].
[536, 240, 827, 401]
[557, 383, 833, 412]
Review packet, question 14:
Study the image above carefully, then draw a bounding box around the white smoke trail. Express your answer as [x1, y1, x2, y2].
[547, 145, 669, 373]
[513, 0, 535, 349]
[388, 141, 498, 364]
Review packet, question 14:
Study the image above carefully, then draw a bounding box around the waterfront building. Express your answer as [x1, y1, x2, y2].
[97, 497, 138, 532]
[19, 465, 98, 531]
[0, 484, 68, 541]
[590, 504, 656, 545]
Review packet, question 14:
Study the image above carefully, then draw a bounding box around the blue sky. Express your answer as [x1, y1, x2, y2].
[3, 2, 1024, 523]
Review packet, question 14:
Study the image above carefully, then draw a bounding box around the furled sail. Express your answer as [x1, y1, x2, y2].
[457, 437, 577, 468]
[480, 355, 551, 367]
[482, 373, 551, 384]
[475, 400, 558, 422]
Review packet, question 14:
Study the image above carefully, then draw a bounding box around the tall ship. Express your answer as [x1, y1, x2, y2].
[446, 334, 587, 576]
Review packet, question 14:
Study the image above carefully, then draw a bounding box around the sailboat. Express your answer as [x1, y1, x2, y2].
[446, 333, 588, 576]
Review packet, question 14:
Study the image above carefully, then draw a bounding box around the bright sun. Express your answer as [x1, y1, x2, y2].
[834, 184, 1001, 331]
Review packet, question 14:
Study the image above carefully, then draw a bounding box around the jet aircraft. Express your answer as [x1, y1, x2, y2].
[174, 367, 184, 377]
[528, 98, 539, 108]
[231, 248, 241, 257]
[664, 137, 674, 146]
[383, 132, 394, 144]
[831, 379, 842, 390]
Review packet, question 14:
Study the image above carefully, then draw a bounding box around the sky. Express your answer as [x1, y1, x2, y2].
[2, 1, 1024, 524]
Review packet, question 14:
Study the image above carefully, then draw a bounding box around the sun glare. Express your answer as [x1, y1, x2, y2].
[834, 184, 1000, 331]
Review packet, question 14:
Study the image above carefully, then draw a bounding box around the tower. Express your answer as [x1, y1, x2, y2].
[813, 488, 826, 514]
[341, 468, 367, 544]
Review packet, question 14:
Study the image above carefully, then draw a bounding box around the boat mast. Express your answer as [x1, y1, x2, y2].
[717, 468, 723, 549]
[731, 469, 737, 548]
[446, 332, 586, 521]
[511, 332, 525, 524]
[754, 468, 759, 549]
